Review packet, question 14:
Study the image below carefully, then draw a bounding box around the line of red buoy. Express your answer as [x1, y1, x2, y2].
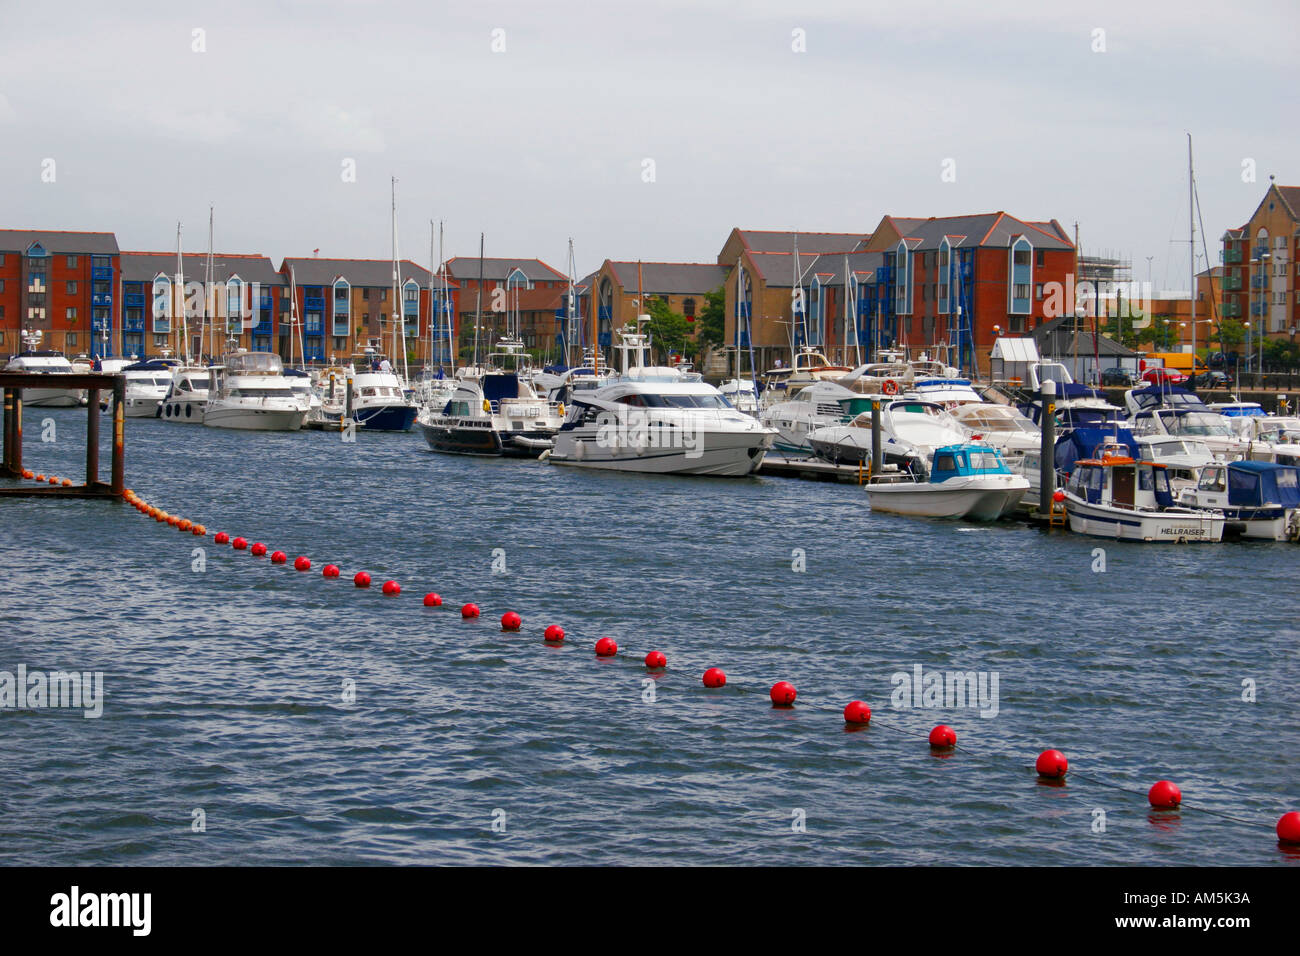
[88, 478, 1299, 849]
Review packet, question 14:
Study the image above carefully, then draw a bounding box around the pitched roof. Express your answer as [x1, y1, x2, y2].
[883, 212, 1074, 251]
[122, 252, 282, 284]
[1033, 316, 1136, 358]
[606, 261, 727, 295]
[443, 256, 566, 283]
[0, 229, 120, 255]
[735, 229, 869, 255]
[281, 257, 440, 288]
[1273, 185, 1300, 219]
[745, 250, 884, 287]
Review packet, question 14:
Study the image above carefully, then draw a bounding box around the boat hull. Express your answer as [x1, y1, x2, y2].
[549, 428, 770, 476]
[867, 478, 1027, 521]
[417, 420, 550, 458]
[1064, 494, 1224, 542]
[158, 399, 206, 424]
[22, 388, 85, 408]
[353, 404, 418, 432]
[203, 405, 306, 431]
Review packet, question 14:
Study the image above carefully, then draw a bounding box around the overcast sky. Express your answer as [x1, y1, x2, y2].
[1, 0, 1296, 290]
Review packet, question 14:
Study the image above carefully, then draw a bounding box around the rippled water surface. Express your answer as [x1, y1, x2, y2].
[1, 409, 1297, 866]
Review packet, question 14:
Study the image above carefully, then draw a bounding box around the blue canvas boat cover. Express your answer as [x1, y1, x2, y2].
[1055, 427, 1139, 476]
[1227, 460, 1300, 508]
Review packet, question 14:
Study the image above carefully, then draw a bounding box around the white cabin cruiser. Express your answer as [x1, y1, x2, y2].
[4, 333, 85, 407]
[547, 325, 775, 476]
[949, 403, 1040, 460]
[1134, 435, 1216, 494]
[311, 355, 417, 431]
[759, 347, 853, 407]
[416, 372, 562, 456]
[717, 378, 760, 416]
[810, 399, 968, 474]
[157, 365, 212, 424]
[1062, 442, 1224, 543]
[1178, 460, 1300, 541]
[865, 443, 1028, 521]
[121, 359, 178, 418]
[203, 350, 309, 431]
[761, 381, 872, 456]
[1128, 407, 1245, 461]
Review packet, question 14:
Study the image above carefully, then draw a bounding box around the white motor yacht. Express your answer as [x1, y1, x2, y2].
[546, 325, 775, 476]
[157, 365, 212, 424]
[121, 359, 178, 418]
[809, 399, 968, 473]
[416, 372, 563, 456]
[4, 332, 85, 407]
[761, 381, 870, 456]
[203, 350, 309, 431]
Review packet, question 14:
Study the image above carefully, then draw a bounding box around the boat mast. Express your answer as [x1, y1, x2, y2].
[1188, 133, 1197, 367]
[473, 233, 484, 371]
[792, 234, 803, 358]
[174, 221, 187, 363]
[566, 238, 577, 368]
[391, 176, 407, 382]
[441, 221, 453, 376]
[206, 206, 214, 362]
[427, 220, 435, 373]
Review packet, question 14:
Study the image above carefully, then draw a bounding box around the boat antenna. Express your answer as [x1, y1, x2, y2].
[473, 233, 484, 371]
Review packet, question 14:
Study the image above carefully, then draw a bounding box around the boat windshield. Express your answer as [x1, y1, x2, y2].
[1165, 411, 1233, 437]
[228, 387, 294, 398]
[621, 393, 734, 409]
[956, 407, 1036, 433]
[225, 352, 284, 374]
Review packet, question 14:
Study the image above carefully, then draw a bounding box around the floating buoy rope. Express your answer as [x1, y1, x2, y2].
[29, 470, 1290, 848]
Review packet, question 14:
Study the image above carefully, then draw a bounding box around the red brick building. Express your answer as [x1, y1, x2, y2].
[442, 256, 567, 356]
[0, 230, 120, 359]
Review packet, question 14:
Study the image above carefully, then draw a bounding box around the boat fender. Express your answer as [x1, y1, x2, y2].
[482, 399, 491, 414]
[557, 404, 565, 418]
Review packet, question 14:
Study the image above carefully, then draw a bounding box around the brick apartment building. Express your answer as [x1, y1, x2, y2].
[0, 230, 120, 359]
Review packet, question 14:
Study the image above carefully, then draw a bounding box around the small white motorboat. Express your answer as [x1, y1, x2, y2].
[865, 443, 1029, 521]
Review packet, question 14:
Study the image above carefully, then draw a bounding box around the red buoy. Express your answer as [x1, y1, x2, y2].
[214, 532, 230, 545]
[770, 681, 797, 707]
[1036, 749, 1069, 779]
[1148, 780, 1181, 809]
[232, 537, 248, 550]
[270, 550, 287, 563]
[1277, 812, 1300, 845]
[423, 593, 442, 607]
[594, 637, 617, 657]
[353, 571, 371, 588]
[843, 700, 872, 724]
[461, 603, 480, 619]
[501, 611, 522, 631]
[1052, 489, 1066, 503]
[702, 667, 726, 688]
[322, 564, 340, 578]
[293, 556, 311, 571]
[544, 624, 565, 642]
[381, 580, 400, 596]
[929, 725, 957, 748]
[644, 650, 666, 669]
[250, 542, 268, 557]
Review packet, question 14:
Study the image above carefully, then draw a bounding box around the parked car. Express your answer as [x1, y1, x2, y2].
[1141, 367, 1187, 386]
[1186, 370, 1233, 389]
[1100, 367, 1140, 387]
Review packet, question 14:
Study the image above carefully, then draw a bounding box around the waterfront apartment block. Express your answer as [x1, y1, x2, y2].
[0, 229, 120, 359]
[280, 258, 454, 365]
[1220, 182, 1300, 340]
[441, 256, 567, 355]
[120, 252, 284, 361]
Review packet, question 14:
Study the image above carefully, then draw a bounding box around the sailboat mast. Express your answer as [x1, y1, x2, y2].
[441, 221, 452, 375]
[566, 238, 577, 368]
[1188, 134, 1197, 365]
[206, 206, 214, 362]
[391, 176, 408, 382]
[473, 233, 483, 370]
[174, 221, 187, 363]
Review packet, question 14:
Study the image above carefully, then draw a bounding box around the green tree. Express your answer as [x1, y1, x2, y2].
[1211, 319, 1246, 352]
[694, 286, 727, 353]
[1263, 337, 1299, 369]
[645, 297, 692, 364]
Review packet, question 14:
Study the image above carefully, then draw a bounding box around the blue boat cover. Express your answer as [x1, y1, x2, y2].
[1227, 461, 1300, 508]
[482, 373, 520, 403]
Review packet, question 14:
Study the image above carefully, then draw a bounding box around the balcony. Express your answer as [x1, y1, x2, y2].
[332, 321, 350, 337]
[304, 296, 325, 310]
[1251, 302, 1266, 317]
[1221, 302, 1242, 318]
[125, 293, 145, 308]
[1220, 274, 1242, 291]
[92, 294, 112, 306]
[91, 267, 113, 280]
[91, 317, 112, 331]
[1222, 248, 1242, 264]
[1251, 275, 1269, 290]
[123, 316, 146, 332]
[259, 296, 273, 310]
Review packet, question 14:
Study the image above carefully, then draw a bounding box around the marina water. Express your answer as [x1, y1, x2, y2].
[1, 409, 1297, 866]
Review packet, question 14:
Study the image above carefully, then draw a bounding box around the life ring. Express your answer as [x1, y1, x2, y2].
[882, 378, 900, 396]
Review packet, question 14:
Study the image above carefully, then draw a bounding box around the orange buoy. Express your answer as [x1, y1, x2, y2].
[192, 524, 206, 536]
